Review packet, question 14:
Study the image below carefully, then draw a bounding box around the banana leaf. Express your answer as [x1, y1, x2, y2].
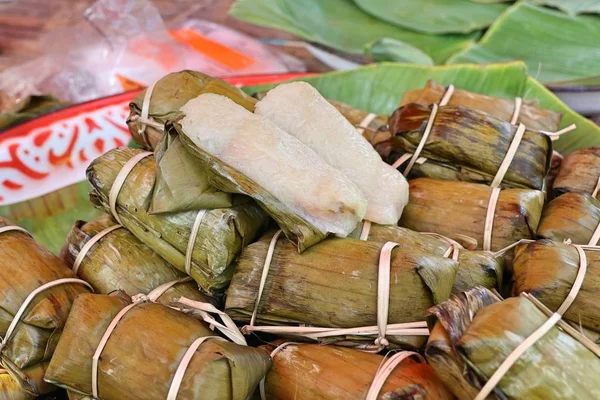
[254, 82, 408, 225]
[350, 223, 504, 295]
[537, 192, 600, 244]
[449, 3, 600, 84]
[243, 62, 600, 154]
[230, 0, 479, 65]
[0, 217, 90, 396]
[0, 94, 65, 131]
[60, 214, 213, 305]
[45, 294, 271, 400]
[225, 231, 457, 348]
[525, 0, 600, 15]
[400, 178, 545, 251]
[352, 0, 509, 34]
[262, 343, 453, 399]
[0, 368, 44, 400]
[386, 103, 552, 190]
[428, 287, 600, 399]
[513, 239, 600, 333]
[168, 94, 367, 251]
[127, 70, 256, 150]
[86, 147, 270, 294]
[364, 38, 434, 65]
[553, 147, 600, 198]
[150, 133, 235, 214]
[401, 80, 561, 132]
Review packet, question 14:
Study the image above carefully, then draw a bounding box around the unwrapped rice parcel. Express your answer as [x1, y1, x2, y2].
[60, 215, 212, 304]
[225, 231, 457, 348]
[537, 192, 600, 245]
[0, 217, 91, 396]
[352, 223, 504, 295]
[401, 80, 561, 132]
[399, 178, 544, 251]
[553, 147, 600, 199]
[45, 294, 271, 400]
[513, 240, 600, 333]
[255, 82, 408, 225]
[170, 93, 367, 251]
[87, 147, 270, 294]
[262, 343, 453, 400]
[427, 287, 600, 400]
[127, 70, 256, 149]
[385, 103, 552, 190]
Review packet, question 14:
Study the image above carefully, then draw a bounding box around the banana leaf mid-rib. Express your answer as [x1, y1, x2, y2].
[0, 217, 91, 396]
[537, 192, 600, 245]
[127, 70, 257, 150]
[399, 178, 545, 251]
[86, 147, 270, 294]
[262, 343, 453, 400]
[350, 223, 504, 295]
[513, 239, 600, 333]
[60, 214, 212, 305]
[401, 80, 562, 132]
[225, 231, 457, 348]
[45, 294, 271, 400]
[427, 287, 600, 399]
[169, 93, 367, 251]
[553, 147, 600, 198]
[386, 103, 552, 190]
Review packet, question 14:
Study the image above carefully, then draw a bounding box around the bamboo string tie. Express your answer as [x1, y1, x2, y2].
[108, 151, 153, 224]
[355, 112, 378, 141]
[133, 80, 160, 148]
[475, 243, 591, 400]
[184, 210, 207, 275]
[72, 225, 123, 274]
[366, 351, 426, 400]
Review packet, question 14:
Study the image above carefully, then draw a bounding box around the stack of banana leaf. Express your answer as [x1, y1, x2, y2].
[86, 147, 270, 295]
[60, 214, 213, 305]
[45, 294, 271, 399]
[427, 287, 600, 399]
[0, 217, 91, 398]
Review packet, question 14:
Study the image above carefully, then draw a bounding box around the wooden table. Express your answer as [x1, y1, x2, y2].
[0, 0, 332, 72]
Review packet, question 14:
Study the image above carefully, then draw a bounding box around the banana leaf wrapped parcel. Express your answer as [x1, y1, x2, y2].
[513, 240, 600, 333]
[401, 80, 561, 132]
[427, 287, 600, 400]
[168, 93, 367, 251]
[87, 147, 270, 294]
[60, 214, 212, 305]
[225, 232, 457, 349]
[537, 192, 600, 245]
[127, 70, 257, 149]
[45, 294, 271, 400]
[399, 178, 544, 251]
[0, 370, 35, 400]
[384, 103, 552, 190]
[553, 147, 600, 199]
[351, 223, 504, 295]
[262, 343, 453, 400]
[0, 217, 91, 396]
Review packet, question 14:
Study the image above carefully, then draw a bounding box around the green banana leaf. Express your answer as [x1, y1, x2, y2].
[244, 62, 600, 154]
[449, 3, 600, 84]
[230, 0, 479, 64]
[525, 0, 600, 15]
[364, 39, 434, 65]
[353, 0, 509, 34]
